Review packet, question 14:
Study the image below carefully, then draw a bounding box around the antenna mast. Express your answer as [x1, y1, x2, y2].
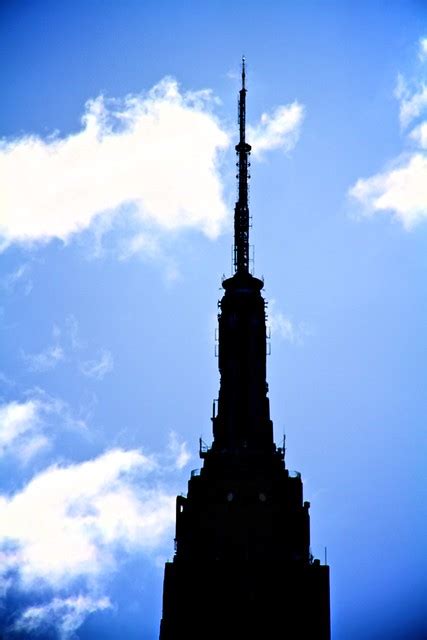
[234, 56, 251, 274]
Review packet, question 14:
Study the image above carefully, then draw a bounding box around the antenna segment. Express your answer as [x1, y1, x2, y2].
[234, 56, 252, 273]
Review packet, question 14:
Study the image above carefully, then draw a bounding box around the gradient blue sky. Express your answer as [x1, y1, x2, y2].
[1, 1, 427, 638]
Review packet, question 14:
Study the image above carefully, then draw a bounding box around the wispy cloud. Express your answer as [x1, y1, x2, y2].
[395, 73, 427, 128]
[419, 37, 427, 62]
[349, 39, 427, 229]
[0, 399, 42, 454]
[22, 317, 115, 382]
[17, 433, 51, 464]
[118, 231, 181, 282]
[248, 101, 304, 157]
[12, 595, 112, 640]
[65, 315, 81, 350]
[1, 264, 33, 296]
[0, 371, 15, 388]
[23, 343, 64, 372]
[267, 300, 312, 345]
[0, 78, 229, 251]
[0, 391, 87, 464]
[80, 349, 114, 380]
[166, 431, 191, 469]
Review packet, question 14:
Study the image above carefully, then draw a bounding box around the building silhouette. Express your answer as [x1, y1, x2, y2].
[159, 60, 330, 640]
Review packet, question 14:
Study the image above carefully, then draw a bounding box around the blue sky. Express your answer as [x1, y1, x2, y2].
[0, 1, 426, 638]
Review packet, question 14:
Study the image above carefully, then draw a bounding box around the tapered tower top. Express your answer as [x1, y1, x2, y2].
[234, 56, 252, 274]
[160, 61, 331, 640]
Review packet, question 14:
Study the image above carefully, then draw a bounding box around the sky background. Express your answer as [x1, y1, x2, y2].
[0, 1, 427, 638]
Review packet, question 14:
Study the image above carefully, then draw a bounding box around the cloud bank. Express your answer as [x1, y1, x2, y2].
[0, 440, 187, 637]
[0, 449, 175, 587]
[349, 38, 427, 229]
[0, 419, 190, 637]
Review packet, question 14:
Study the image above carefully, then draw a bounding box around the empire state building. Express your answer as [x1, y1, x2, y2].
[159, 60, 331, 640]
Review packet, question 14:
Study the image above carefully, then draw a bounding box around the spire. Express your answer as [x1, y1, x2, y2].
[234, 56, 252, 274]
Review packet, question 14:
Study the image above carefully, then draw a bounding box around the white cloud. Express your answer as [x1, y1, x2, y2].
[350, 42, 427, 229]
[80, 349, 114, 380]
[248, 101, 304, 157]
[0, 449, 175, 588]
[12, 594, 112, 640]
[267, 300, 311, 345]
[0, 78, 229, 250]
[349, 153, 427, 229]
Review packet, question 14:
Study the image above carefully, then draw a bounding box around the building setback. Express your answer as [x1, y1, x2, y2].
[159, 60, 330, 640]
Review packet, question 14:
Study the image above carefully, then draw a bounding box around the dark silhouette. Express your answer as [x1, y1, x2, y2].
[159, 59, 330, 640]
